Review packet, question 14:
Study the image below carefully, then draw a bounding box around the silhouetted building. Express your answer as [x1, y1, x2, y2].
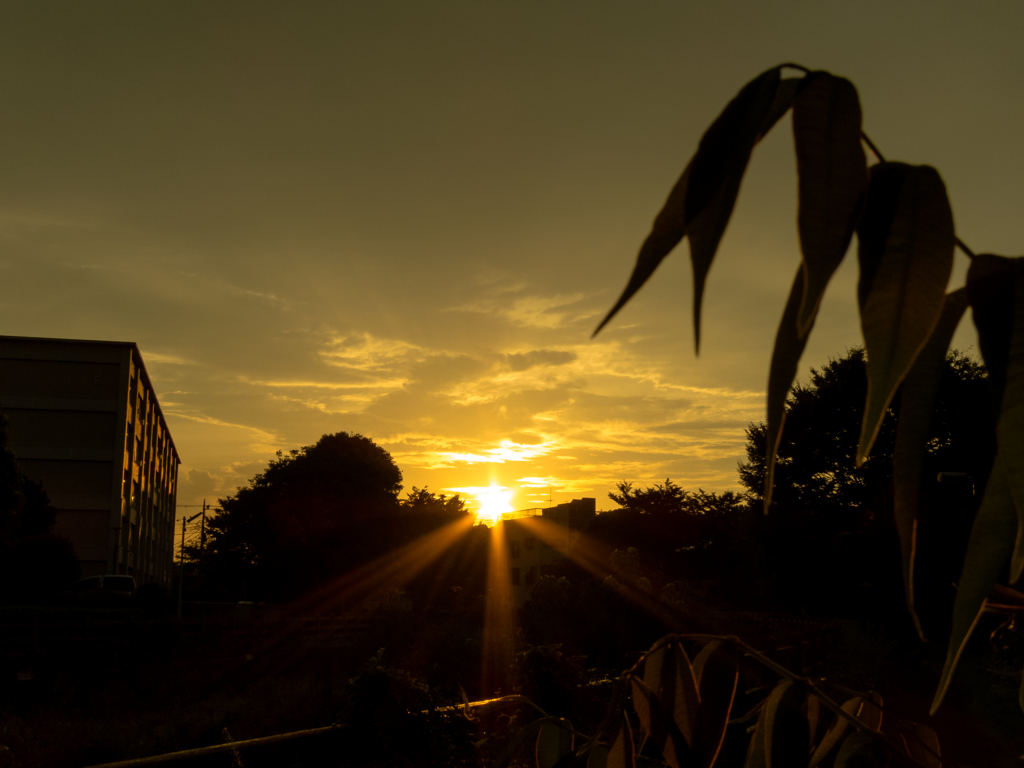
[0, 336, 180, 586]
[501, 497, 596, 607]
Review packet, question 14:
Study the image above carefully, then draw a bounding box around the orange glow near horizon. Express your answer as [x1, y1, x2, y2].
[473, 484, 514, 525]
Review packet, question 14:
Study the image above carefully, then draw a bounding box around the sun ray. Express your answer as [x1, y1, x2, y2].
[481, 519, 516, 697]
[517, 516, 679, 625]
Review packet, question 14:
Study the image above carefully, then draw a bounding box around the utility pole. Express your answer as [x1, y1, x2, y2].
[200, 499, 207, 554]
[177, 510, 203, 620]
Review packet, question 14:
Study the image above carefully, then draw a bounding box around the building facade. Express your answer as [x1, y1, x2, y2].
[0, 336, 180, 586]
[502, 497, 596, 607]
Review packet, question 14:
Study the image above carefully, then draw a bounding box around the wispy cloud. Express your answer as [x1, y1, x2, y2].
[448, 289, 598, 329]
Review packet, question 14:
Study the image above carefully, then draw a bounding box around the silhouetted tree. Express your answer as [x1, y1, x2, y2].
[198, 432, 405, 601]
[400, 486, 467, 516]
[735, 349, 995, 625]
[0, 417, 80, 600]
[609, 478, 747, 519]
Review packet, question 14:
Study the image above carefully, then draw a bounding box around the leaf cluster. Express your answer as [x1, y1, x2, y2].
[503, 633, 941, 768]
[609, 480, 745, 520]
[594, 63, 1024, 715]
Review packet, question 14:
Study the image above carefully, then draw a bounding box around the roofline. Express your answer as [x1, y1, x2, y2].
[0, 335, 181, 464]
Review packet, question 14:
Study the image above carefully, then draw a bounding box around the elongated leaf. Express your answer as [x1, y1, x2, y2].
[596, 68, 803, 346]
[793, 72, 868, 336]
[758, 77, 802, 140]
[763, 680, 808, 768]
[691, 640, 719, 687]
[764, 267, 815, 512]
[743, 706, 767, 768]
[899, 722, 941, 768]
[607, 713, 636, 768]
[808, 697, 862, 768]
[834, 730, 886, 768]
[981, 257, 1024, 581]
[687, 67, 783, 353]
[537, 721, 574, 768]
[931, 450, 1017, 714]
[494, 717, 560, 768]
[968, 254, 1024, 582]
[692, 642, 739, 768]
[860, 692, 883, 731]
[588, 745, 609, 768]
[894, 288, 969, 640]
[642, 639, 700, 749]
[630, 675, 689, 768]
[594, 162, 692, 336]
[968, 254, 1016, 413]
[805, 694, 821, 751]
[596, 676, 631, 748]
[856, 162, 955, 465]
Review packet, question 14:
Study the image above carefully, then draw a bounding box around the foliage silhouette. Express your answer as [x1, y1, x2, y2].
[594, 63, 1024, 717]
[0, 416, 80, 599]
[735, 349, 992, 628]
[196, 432, 410, 601]
[401, 486, 468, 517]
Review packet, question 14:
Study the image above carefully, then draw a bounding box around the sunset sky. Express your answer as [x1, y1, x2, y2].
[1, 3, 1021, 521]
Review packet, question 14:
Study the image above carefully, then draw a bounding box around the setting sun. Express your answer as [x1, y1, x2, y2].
[473, 485, 514, 525]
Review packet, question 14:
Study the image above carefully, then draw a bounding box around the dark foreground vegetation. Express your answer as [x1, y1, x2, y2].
[1, 352, 1021, 767]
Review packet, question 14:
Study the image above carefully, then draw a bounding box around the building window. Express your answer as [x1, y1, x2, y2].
[525, 566, 537, 586]
[510, 568, 520, 586]
[510, 541, 520, 558]
[525, 537, 535, 550]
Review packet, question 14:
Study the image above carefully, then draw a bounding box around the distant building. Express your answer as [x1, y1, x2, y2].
[0, 336, 180, 586]
[501, 497, 596, 607]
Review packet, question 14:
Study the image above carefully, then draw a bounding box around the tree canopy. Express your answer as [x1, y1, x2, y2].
[400, 486, 467, 517]
[199, 432, 406, 601]
[0, 417, 79, 599]
[728, 349, 993, 626]
[609, 478, 745, 518]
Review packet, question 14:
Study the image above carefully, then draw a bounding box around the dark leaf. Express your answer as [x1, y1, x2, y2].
[764, 267, 815, 512]
[743, 705, 767, 768]
[687, 67, 783, 353]
[899, 722, 941, 768]
[642, 638, 700, 750]
[594, 162, 692, 336]
[537, 721, 575, 768]
[494, 717, 559, 768]
[969, 256, 1024, 580]
[834, 730, 886, 768]
[763, 680, 809, 768]
[968, 254, 1024, 582]
[856, 163, 955, 464]
[860, 692, 883, 732]
[967, 254, 1016, 413]
[692, 642, 739, 768]
[758, 77, 802, 140]
[809, 697, 862, 768]
[606, 713, 636, 768]
[691, 640, 719, 688]
[805, 694, 822, 751]
[793, 72, 868, 336]
[893, 288, 969, 640]
[630, 675, 689, 768]
[932, 450, 1017, 714]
